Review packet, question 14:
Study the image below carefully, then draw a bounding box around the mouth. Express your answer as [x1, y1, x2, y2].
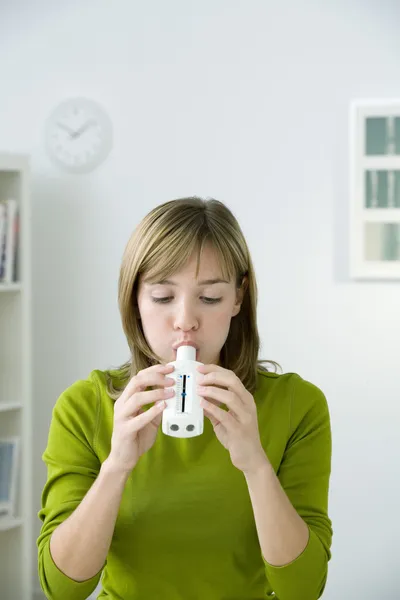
[173, 342, 199, 351]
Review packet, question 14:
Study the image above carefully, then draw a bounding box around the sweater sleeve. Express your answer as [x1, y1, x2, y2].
[263, 375, 333, 600]
[37, 377, 103, 600]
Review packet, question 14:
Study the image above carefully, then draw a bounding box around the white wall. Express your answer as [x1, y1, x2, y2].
[1, 0, 400, 597]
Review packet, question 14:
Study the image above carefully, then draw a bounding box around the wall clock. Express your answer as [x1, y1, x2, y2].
[44, 97, 113, 173]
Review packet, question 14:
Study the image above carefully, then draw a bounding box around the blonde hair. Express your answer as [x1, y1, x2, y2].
[106, 197, 280, 400]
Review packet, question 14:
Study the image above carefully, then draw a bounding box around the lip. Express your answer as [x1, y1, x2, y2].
[173, 341, 199, 350]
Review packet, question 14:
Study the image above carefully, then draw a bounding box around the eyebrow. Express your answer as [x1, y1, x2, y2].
[145, 278, 230, 286]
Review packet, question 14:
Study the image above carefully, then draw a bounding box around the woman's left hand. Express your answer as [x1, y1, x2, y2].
[196, 364, 269, 474]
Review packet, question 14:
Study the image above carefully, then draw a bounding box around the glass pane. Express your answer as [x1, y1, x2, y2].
[365, 170, 400, 208]
[365, 223, 400, 261]
[0, 442, 13, 502]
[395, 117, 400, 154]
[365, 117, 387, 155]
[365, 116, 400, 155]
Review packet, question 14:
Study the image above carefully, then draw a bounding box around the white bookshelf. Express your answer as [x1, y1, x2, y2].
[0, 153, 33, 599]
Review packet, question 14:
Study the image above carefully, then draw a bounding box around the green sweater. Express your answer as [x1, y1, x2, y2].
[37, 369, 333, 600]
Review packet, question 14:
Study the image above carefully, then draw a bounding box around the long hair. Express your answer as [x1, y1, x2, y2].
[106, 197, 280, 399]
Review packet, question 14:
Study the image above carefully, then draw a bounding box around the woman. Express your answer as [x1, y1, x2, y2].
[37, 197, 333, 600]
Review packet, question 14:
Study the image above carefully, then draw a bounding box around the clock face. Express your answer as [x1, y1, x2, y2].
[45, 97, 113, 173]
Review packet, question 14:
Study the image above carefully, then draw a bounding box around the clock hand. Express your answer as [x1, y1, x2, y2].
[57, 122, 75, 137]
[71, 120, 97, 139]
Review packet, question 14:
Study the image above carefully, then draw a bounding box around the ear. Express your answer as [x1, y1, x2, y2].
[232, 275, 248, 317]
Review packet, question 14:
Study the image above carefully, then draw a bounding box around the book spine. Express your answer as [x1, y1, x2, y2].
[3, 199, 18, 284]
[0, 202, 7, 282]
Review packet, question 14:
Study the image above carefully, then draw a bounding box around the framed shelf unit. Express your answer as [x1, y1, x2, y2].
[0, 153, 33, 600]
[350, 100, 400, 279]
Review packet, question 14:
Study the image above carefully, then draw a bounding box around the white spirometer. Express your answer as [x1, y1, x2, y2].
[161, 345, 204, 438]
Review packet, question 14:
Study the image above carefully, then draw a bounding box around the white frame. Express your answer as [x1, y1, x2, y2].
[0, 436, 20, 518]
[350, 99, 400, 279]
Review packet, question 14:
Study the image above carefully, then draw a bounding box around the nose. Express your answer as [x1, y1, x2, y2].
[173, 300, 198, 332]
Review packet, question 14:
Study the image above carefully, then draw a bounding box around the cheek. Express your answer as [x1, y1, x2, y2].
[140, 309, 166, 329]
[137, 297, 159, 318]
[214, 304, 235, 322]
[206, 309, 234, 337]
[137, 303, 162, 334]
[139, 304, 155, 318]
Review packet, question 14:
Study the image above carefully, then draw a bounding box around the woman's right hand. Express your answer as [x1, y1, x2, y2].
[107, 364, 175, 474]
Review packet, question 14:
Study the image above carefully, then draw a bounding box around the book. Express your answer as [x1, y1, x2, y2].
[0, 201, 6, 280]
[0, 437, 20, 518]
[0, 198, 19, 283]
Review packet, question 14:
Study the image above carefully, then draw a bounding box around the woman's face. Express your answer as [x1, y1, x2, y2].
[136, 244, 244, 366]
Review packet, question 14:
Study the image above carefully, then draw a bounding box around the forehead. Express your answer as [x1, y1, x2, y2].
[142, 245, 232, 286]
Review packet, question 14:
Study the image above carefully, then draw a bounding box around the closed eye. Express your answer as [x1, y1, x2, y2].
[151, 297, 222, 305]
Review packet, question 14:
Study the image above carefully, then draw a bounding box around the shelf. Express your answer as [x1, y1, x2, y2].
[362, 208, 400, 222]
[0, 153, 29, 172]
[0, 283, 22, 293]
[351, 258, 400, 279]
[0, 516, 23, 532]
[363, 156, 400, 170]
[0, 401, 22, 412]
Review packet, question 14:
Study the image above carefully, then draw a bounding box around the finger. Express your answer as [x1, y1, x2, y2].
[138, 406, 164, 428]
[121, 386, 174, 419]
[133, 364, 174, 393]
[196, 363, 222, 373]
[197, 386, 246, 421]
[115, 365, 174, 407]
[200, 398, 237, 428]
[197, 369, 244, 403]
[130, 401, 166, 431]
[204, 411, 220, 429]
